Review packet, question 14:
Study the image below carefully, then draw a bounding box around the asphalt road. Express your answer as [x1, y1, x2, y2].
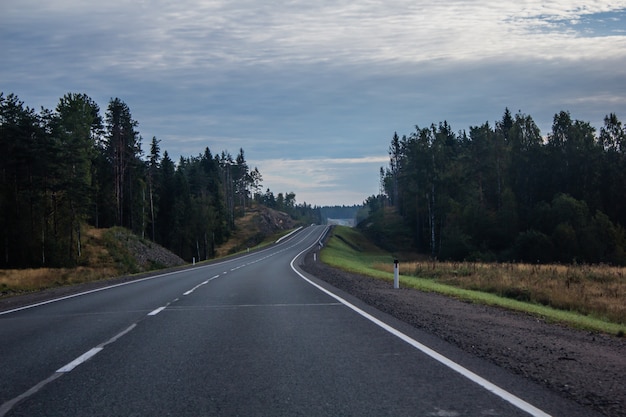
[0, 226, 592, 416]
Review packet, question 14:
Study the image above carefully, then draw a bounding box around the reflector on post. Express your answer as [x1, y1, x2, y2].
[394, 259, 399, 289]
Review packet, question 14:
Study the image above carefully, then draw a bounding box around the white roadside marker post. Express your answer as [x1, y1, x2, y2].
[394, 259, 399, 289]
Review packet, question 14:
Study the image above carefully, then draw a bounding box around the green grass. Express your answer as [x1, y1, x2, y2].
[321, 227, 392, 277]
[321, 226, 626, 336]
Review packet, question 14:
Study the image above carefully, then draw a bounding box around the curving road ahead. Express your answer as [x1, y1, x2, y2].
[0, 226, 596, 416]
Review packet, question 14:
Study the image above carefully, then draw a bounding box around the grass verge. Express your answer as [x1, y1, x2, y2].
[321, 226, 626, 336]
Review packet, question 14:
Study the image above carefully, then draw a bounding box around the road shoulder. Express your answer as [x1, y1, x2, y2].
[298, 250, 625, 417]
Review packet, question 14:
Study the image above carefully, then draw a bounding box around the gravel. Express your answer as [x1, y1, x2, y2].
[301, 251, 626, 417]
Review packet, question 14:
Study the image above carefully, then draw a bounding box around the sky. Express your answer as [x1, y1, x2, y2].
[2, 1, 626, 206]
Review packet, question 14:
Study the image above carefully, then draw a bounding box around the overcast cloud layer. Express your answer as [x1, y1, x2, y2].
[2, 1, 625, 205]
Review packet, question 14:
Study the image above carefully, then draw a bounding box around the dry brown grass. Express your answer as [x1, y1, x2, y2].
[0, 266, 118, 296]
[373, 261, 626, 324]
[214, 207, 297, 257]
[1, 226, 122, 297]
[214, 211, 260, 257]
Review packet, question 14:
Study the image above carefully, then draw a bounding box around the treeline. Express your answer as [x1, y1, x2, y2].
[0, 92, 316, 268]
[255, 189, 319, 223]
[320, 205, 368, 224]
[369, 109, 626, 264]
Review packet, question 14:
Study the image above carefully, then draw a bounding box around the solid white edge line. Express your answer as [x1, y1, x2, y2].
[56, 347, 103, 373]
[289, 229, 551, 417]
[0, 268, 190, 316]
[2, 235, 315, 412]
[0, 229, 312, 317]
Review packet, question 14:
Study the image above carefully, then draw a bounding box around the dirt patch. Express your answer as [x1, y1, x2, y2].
[301, 252, 626, 417]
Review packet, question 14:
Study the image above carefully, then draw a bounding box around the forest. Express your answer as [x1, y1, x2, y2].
[369, 108, 626, 265]
[0, 92, 319, 268]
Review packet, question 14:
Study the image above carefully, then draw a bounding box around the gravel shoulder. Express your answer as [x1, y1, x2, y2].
[300, 251, 625, 417]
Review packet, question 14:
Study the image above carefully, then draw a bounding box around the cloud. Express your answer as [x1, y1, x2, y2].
[4, 2, 626, 87]
[2, 0, 625, 205]
[5, 1, 626, 76]
[251, 156, 388, 206]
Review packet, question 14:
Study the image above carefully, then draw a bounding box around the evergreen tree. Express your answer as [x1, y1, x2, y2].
[156, 151, 176, 249]
[104, 98, 142, 229]
[53, 93, 103, 262]
[374, 109, 626, 264]
[147, 136, 161, 241]
[0, 93, 47, 266]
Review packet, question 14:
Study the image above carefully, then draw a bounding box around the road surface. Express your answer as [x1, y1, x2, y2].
[0, 226, 596, 416]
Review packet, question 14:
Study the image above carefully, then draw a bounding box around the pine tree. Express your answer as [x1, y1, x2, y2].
[147, 136, 161, 241]
[104, 98, 141, 229]
[54, 93, 102, 262]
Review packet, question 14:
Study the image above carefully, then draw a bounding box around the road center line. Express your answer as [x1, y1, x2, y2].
[99, 323, 137, 348]
[183, 275, 221, 296]
[0, 373, 63, 417]
[147, 306, 166, 316]
[1, 322, 140, 416]
[0, 231, 308, 316]
[183, 282, 208, 296]
[56, 347, 103, 373]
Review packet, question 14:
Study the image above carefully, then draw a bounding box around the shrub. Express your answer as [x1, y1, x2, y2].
[512, 230, 554, 263]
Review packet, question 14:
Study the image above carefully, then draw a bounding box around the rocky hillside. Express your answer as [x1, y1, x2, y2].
[86, 205, 296, 272]
[215, 206, 298, 256]
[100, 227, 186, 273]
[0, 226, 185, 302]
[0, 206, 295, 301]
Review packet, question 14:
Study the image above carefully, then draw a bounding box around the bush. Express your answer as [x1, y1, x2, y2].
[552, 222, 579, 263]
[439, 224, 474, 261]
[512, 230, 554, 263]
